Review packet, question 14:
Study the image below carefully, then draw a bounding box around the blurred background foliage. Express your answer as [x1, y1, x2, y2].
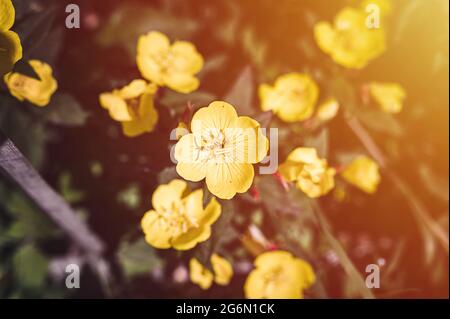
[0, 0, 448, 298]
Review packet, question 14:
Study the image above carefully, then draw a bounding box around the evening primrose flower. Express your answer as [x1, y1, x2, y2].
[211, 253, 233, 286]
[0, 0, 22, 77]
[259, 73, 319, 122]
[137, 31, 203, 94]
[341, 155, 381, 194]
[369, 82, 406, 114]
[314, 7, 386, 69]
[141, 179, 221, 250]
[189, 258, 214, 289]
[244, 251, 315, 299]
[175, 101, 269, 200]
[189, 254, 233, 289]
[99, 80, 158, 137]
[4, 60, 57, 106]
[278, 147, 335, 198]
[316, 98, 339, 122]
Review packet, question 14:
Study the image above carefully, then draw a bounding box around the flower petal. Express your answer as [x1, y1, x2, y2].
[141, 211, 172, 249]
[119, 79, 147, 99]
[232, 116, 269, 164]
[171, 41, 204, 74]
[189, 258, 213, 290]
[99, 93, 132, 121]
[197, 197, 221, 226]
[205, 162, 254, 199]
[287, 147, 318, 164]
[172, 226, 210, 250]
[0, 30, 22, 77]
[175, 133, 208, 182]
[211, 254, 233, 285]
[278, 161, 301, 182]
[164, 72, 199, 94]
[191, 101, 238, 133]
[151, 179, 187, 211]
[0, 0, 15, 31]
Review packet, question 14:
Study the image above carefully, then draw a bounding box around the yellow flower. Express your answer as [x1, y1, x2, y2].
[259, 73, 319, 122]
[175, 101, 269, 200]
[369, 82, 406, 114]
[189, 258, 214, 290]
[136, 31, 203, 94]
[316, 98, 339, 122]
[341, 155, 381, 194]
[314, 7, 386, 69]
[211, 253, 233, 286]
[244, 251, 315, 299]
[141, 179, 221, 250]
[278, 147, 335, 198]
[4, 60, 57, 106]
[189, 254, 233, 290]
[99, 80, 159, 137]
[0, 0, 22, 77]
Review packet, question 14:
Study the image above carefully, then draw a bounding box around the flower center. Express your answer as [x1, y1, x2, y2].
[125, 97, 141, 119]
[157, 202, 199, 237]
[261, 267, 286, 296]
[195, 128, 235, 163]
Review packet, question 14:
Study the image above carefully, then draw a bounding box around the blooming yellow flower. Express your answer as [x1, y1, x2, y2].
[175, 101, 269, 200]
[341, 155, 381, 194]
[189, 254, 233, 290]
[141, 179, 221, 250]
[259, 73, 319, 122]
[189, 258, 214, 290]
[4, 60, 57, 106]
[99, 80, 159, 137]
[137, 31, 203, 94]
[316, 98, 339, 122]
[314, 7, 386, 69]
[244, 251, 315, 299]
[278, 147, 335, 198]
[0, 0, 22, 77]
[369, 82, 406, 114]
[211, 253, 233, 286]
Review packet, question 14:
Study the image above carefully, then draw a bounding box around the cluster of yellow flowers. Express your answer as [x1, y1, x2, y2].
[1, 0, 57, 106]
[190, 254, 233, 290]
[135, 1, 397, 295]
[100, 31, 203, 137]
[1, 0, 408, 299]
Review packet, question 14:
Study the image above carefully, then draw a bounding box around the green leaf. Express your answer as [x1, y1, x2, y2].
[117, 184, 141, 209]
[160, 91, 216, 115]
[13, 244, 48, 290]
[15, 6, 57, 60]
[117, 237, 164, 280]
[157, 166, 179, 184]
[59, 172, 85, 204]
[5, 193, 58, 240]
[353, 108, 404, 137]
[224, 66, 254, 115]
[44, 94, 89, 127]
[303, 128, 329, 158]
